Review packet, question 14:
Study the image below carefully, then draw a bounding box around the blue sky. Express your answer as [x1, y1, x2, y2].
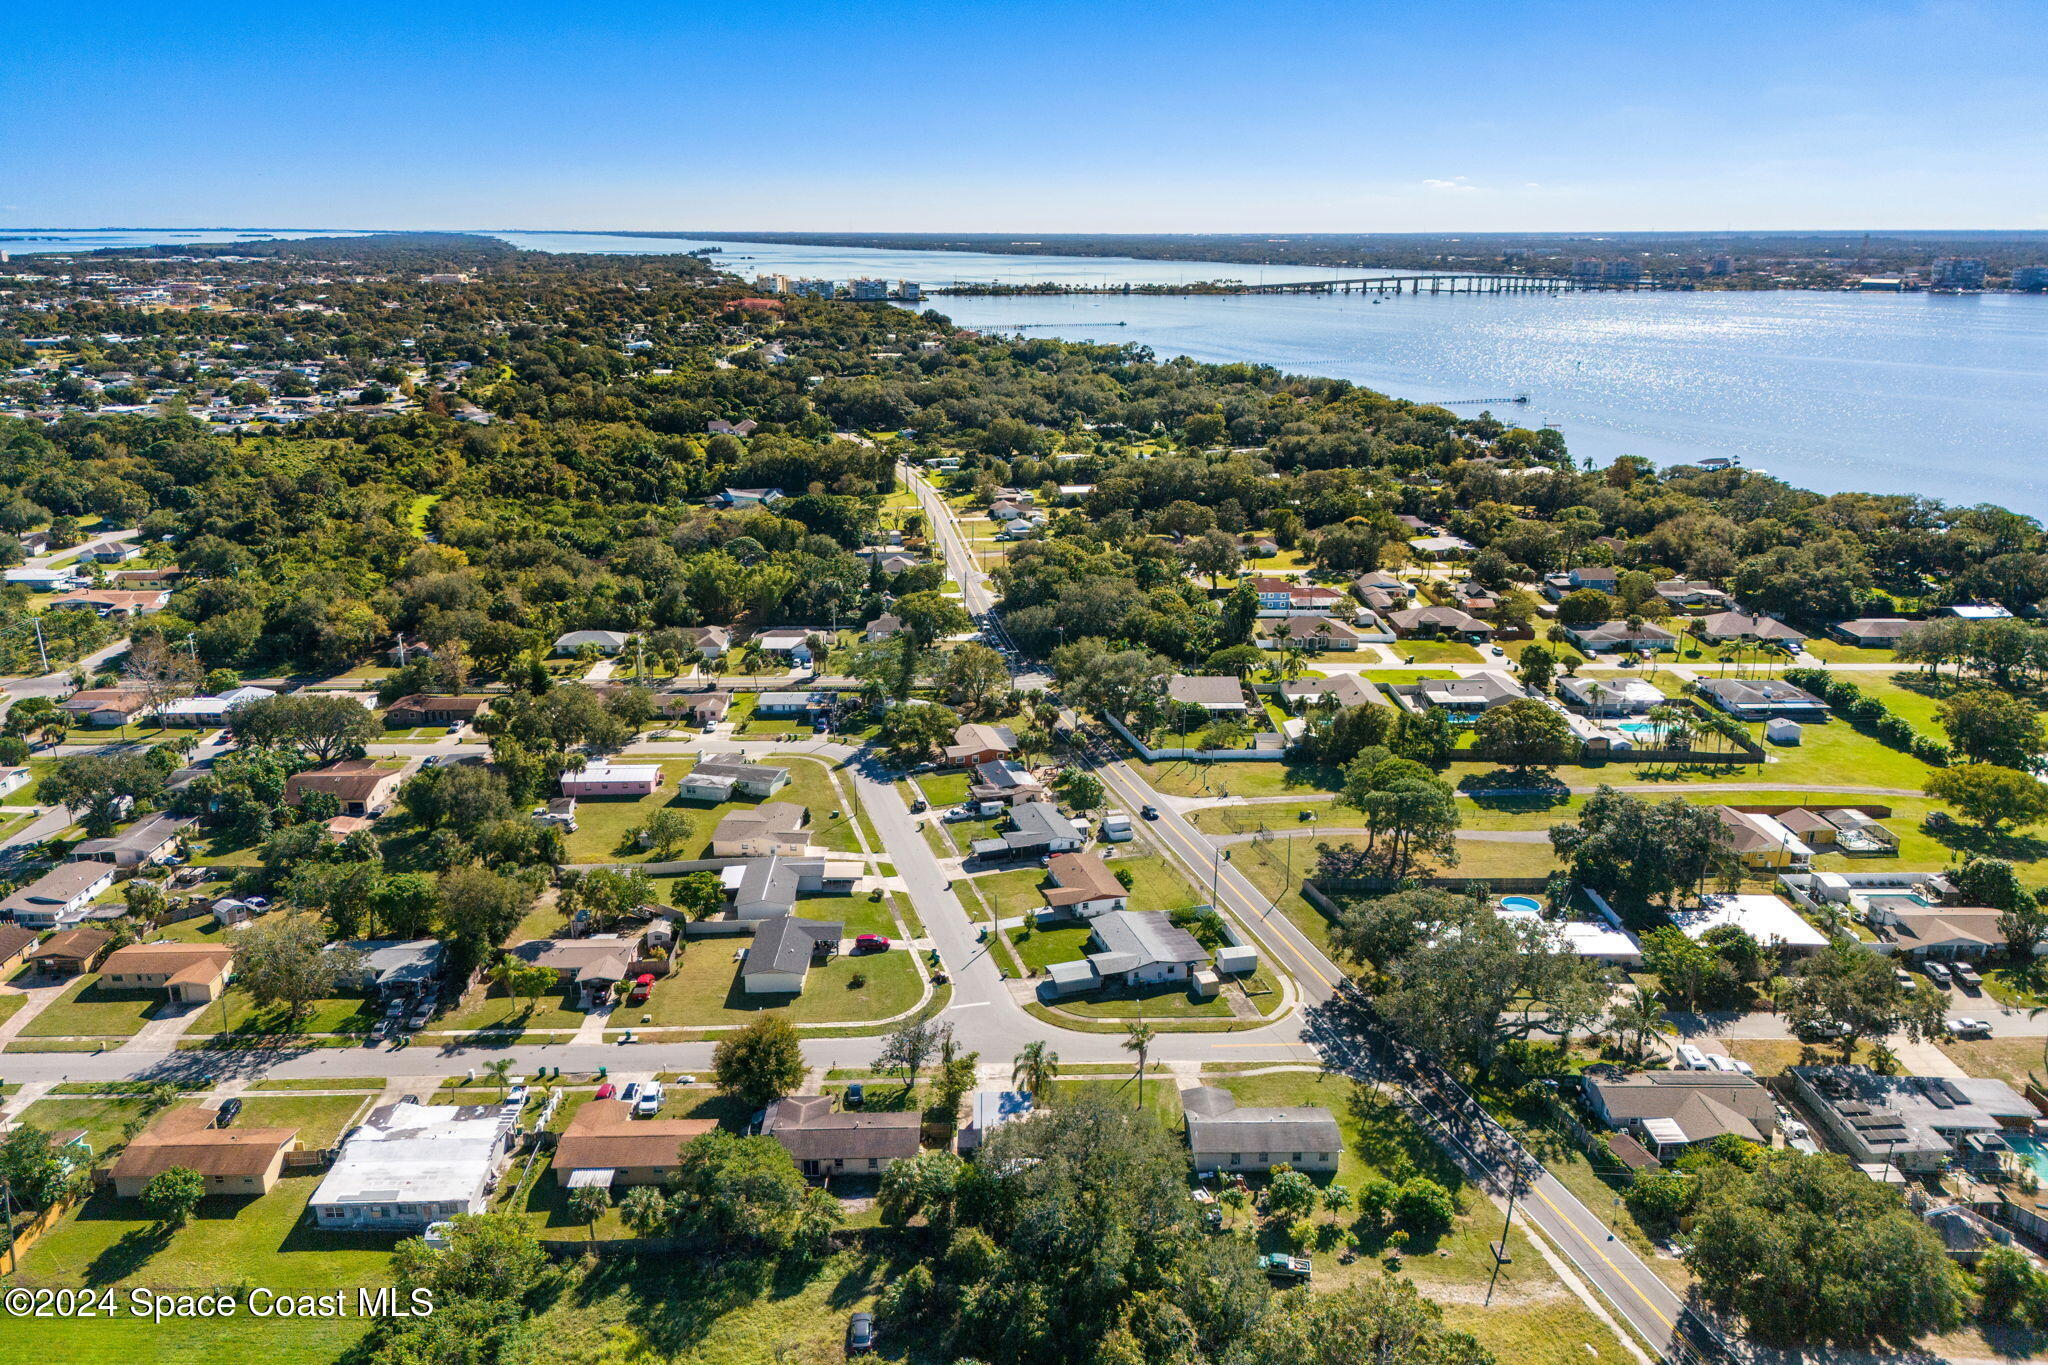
[4, 0, 2044, 231]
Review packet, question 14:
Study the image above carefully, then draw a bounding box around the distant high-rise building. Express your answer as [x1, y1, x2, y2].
[1570, 259, 1604, 283]
[2012, 265, 2048, 292]
[848, 278, 889, 301]
[1708, 255, 1734, 276]
[754, 274, 790, 294]
[1930, 257, 1986, 289]
[896, 280, 921, 302]
[789, 278, 836, 299]
[1602, 260, 1642, 283]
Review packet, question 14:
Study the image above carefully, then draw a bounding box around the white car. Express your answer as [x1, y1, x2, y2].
[941, 806, 975, 823]
[1948, 1017, 1993, 1038]
[633, 1083, 665, 1117]
[1674, 1043, 1709, 1071]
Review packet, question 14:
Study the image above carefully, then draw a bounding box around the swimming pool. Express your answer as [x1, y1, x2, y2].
[1500, 895, 1544, 914]
[2005, 1133, 2048, 1182]
[1613, 722, 1659, 735]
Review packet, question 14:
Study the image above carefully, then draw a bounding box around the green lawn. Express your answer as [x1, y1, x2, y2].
[13, 1170, 397, 1292]
[965, 866, 1051, 921]
[1801, 639, 1899, 664]
[199, 987, 380, 1040]
[1130, 758, 1344, 800]
[913, 770, 972, 806]
[1391, 639, 1484, 664]
[225, 1093, 369, 1148]
[441, 982, 590, 1035]
[1010, 921, 1094, 973]
[625, 936, 924, 1027]
[560, 757, 860, 864]
[10, 1095, 157, 1155]
[0, 991, 26, 1028]
[0, 1312, 368, 1364]
[15, 975, 165, 1038]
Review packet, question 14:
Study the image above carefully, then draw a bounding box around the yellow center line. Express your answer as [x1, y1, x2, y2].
[1530, 1185, 1676, 1330]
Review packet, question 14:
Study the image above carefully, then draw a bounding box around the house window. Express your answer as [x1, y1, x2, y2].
[868, 1158, 879, 1170]
[1257, 1153, 1268, 1163]
[1229, 1154, 1242, 1166]
[1292, 1153, 1301, 1163]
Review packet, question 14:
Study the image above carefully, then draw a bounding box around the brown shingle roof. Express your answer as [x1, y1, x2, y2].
[284, 759, 395, 805]
[25, 928, 112, 964]
[764, 1095, 922, 1162]
[551, 1100, 717, 1173]
[100, 942, 234, 979]
[1042, 852, 1124, 907]
[110, 1106, 297, 1183]
[0, 923, 37, 962]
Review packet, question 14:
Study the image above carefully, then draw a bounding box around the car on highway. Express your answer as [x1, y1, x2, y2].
[1948, 1016, 1993, 1038]
[1140, 804, 1158, 821]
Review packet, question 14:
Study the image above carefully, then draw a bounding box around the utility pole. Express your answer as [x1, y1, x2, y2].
[31, 616, 49, 674]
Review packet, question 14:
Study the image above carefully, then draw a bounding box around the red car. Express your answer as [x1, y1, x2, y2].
[594, 1083, 616, 1100]
[855, 934, 892, 953]
[627, 972, 655, 1005]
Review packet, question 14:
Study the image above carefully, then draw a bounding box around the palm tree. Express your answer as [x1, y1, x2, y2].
[1607, 988, 1672, 1064]
[482, 1057, 514, 1099]
[1012, 1041, 1059, 1100]
[1122, 1023, 1156, 1110]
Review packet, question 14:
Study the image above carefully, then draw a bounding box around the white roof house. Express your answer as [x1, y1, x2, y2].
[1669, 893, 1829, 954]
[1496, 905, 1643, 964]
[310, 1100, 516, 1230]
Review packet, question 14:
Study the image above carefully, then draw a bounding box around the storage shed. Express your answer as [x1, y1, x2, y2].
[1214, 945, 1259, 976]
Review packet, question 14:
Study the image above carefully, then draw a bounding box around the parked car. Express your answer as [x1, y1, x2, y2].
[1795, 1019, 1849, 1042]
[445, 722, 463, 734]
[1948, 1017, 1993, 1038]
[385, 996, 409, 1019]
[620, 1081, 641, 1104]
[213, 1098, 242, 1128]
[1922, 961, 1953, 987]
[847, 1312, 876, 1355]
[633, 1083, 665, 1117]
[1257, 1252, 1312, 1282]
[1895, 968, 1918, 993]
[1675, 1043, 1709, 1071]
[1949, 962, 1982, 990]
[942, 806, 975, 823]
[909, 798, 928, 813]
[368, 1018, 392, 1044]
[845, 1082, 865, 1109]
[408, 1001, 435, 1030]
[855, 934, 892, 953]
[627, 972, 655, 1005]
[1703, 1053, 1739, 1073]
[594, 1082, 616, 1099]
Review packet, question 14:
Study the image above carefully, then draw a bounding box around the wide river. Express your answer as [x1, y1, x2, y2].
[12, 228, 2047, 515]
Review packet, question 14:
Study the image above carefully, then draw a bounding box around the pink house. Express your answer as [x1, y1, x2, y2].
[561, 764, 665, 798]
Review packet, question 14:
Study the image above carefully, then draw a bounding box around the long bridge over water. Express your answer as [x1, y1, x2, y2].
[932, 271, 1611, 297]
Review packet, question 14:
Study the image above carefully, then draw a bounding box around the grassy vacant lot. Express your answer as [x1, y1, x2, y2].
[11, 1095, 156, 1155]
[230, 1093, 372, 1148]
[561, 757, 860, 864]
[1130, 757, 1344, 800]
[1207, 1070, 1630, 1365]
[441, 981, 590, 1035]
[1940, 1036, 2047, 1092]
[1391, 639, 1485, 664]
[202, 987, 380, 1040]
[15, 975, 163, 1038]
[626, 936, 924, 1028]
[0, 1312, 368, 1365]
[912, 770, 972, 806]
[14, 1169, 396, 1293]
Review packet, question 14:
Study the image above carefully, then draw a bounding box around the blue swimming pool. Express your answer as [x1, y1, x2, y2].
[1500, 895, 1544, 914]
[2005, 1133, 2048, 1182]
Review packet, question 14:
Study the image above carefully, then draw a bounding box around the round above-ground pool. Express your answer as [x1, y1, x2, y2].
[1499, 895, 1544, 913]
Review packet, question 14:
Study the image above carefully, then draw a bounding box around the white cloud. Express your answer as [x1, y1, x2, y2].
[1421, 176, 1479, 193]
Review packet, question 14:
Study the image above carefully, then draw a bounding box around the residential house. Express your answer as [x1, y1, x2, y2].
[1582, 1072, 1777, 1159]
[154, 684, 277, 725]
[762, 1094, 923, 1177]
[1789, 1066, 2038, 1174]
[679, 626, 730, 659]
[1862, 894, 2033, 960]
[5, 567, 73, 591]
[712, 487, 785, 508]
[1246, 577, 1344, 617]
[0, 922, 36, 975]
[1554, 675, 1664, 716]
[752, 628, 815, 664]
[1165, 675, 1249, 712]
[710, 802, 812, 857]
[860, 550, 922, 575]
[553, 629, 630, 655]
[1562, 619, 1680, 655]
[560, 763, 665, 798]
[111, 1106, 299, 1199]
[969, 800, 1084, 861]
[98, 942, 235, 1004]
[722, 855, 860, 920]
[48, 588, 171, 617]
[509, 938, 632, 1008]
[1695, 677, 1829, 721]
[706, 419, 758, 437]
[1181, 1086, 1341, 1174]
[660, 690, 730, 728]
[1408, 534, 1476, 560]
[1769, 807, 1896, 855]
[1262, 616, 1363, 652]
[1938, 604, 2012, 621]
[1697, 612, 1808, 648]
[1047, 910, 1207, 996]
[551, 1100, 718, 1187]
[1389, 670, 1528, 716]
[1714, 807, 1814, 870]
[678, 757, 790, 801]
[312, 1100, 518, 1229]
[1040, 851, 1128, 919]
[532, 796, 578, 832]
[1386, 605, 1493, 641]
[285, 760, 402, 817]
[383, 694, 493, 727]
[958, 1090, 1034, 1152]
[21, 927, 111, 976]
[1654, 580, 1732, 612]
[0, 766, 27, 799]
[89, 543, 144, 564]
[1830, 618, 1925, 649]
[1, 861, 118, 929]
[1450, 581, 1501, 616]
[740, 915, 843, 993]
[1278, 674, 1389, 711]
[69, 812, 192, 868]
[328, 939, 445, 1002]
[967, 758, 1047, 806]
[59, 688, 149, 727]
[753, 691, 831, 719]
[864, 613, 903, 643]
[1542, 565, 1621, 600]
[944, 722, 1017, 767]
[1353, 571, 1411, 604]
[1669, 893, 1828, 956]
